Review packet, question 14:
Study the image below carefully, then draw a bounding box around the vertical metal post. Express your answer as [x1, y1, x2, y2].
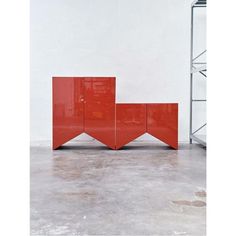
[190, 5, 194, 144]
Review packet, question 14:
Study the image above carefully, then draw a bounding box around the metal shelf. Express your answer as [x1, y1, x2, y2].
[190, 134, 206, 146]
[191, 65, 207, 73]
[190, 0, 207, 147]
[193, 0, 206, 7]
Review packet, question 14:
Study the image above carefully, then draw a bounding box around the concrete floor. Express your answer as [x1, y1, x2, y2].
[31, 141, 206, 236]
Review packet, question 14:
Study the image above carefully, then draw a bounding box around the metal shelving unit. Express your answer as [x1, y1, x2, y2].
[190, 0, 207, 146]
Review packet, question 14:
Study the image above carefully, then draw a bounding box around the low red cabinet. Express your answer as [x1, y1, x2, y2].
[53, 77, 178, 150]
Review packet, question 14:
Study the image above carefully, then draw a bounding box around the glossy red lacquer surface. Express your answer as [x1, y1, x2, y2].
[84, 78, 116, 149]
[147, 104, 178, 149]
[53, 77, 178, 150]
[116, 104, 146, 149]
[53, 77, 84, 149]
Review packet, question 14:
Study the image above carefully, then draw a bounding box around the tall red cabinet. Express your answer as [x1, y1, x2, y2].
[53, 77, 178, 150]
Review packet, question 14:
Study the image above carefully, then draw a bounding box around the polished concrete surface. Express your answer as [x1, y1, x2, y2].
[31, 141, 206, 236]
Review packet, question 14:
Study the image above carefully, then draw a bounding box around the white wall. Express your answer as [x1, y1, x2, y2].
[30, 0, 206, 143]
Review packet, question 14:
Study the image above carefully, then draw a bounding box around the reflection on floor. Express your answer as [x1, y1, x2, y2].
[31, 141, 206, 236]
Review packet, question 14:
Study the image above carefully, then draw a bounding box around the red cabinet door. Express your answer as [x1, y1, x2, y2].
[116, 104, 146, 149]
[84, 78, 116, 149]
[147, 104, 178, 149]
[53, 77, 84, 149]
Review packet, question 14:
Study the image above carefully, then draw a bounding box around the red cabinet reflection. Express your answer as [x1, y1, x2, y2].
[53, 77, 178, 150]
